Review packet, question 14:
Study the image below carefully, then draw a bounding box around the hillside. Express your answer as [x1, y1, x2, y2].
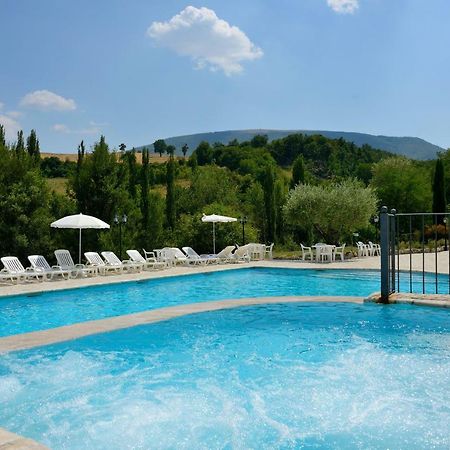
[137, 129, 444, 160]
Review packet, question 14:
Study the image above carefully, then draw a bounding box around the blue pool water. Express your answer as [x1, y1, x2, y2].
[0, 302, 449, 449]
[0, 267, 448, 337]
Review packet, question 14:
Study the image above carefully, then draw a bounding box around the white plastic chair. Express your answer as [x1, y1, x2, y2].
[264, 243, 274, 260]
[356, 242, 369, 257]
[333, 244, 346, 261]
[368, 241, 381, 256]
[182, 247, 218, 265]
[300, 244, 313, 261]
[28, 255, 70, 281]
[317, 245, 334, 263]
[215, 246, 236, 263]
[232, 245, 251, 263]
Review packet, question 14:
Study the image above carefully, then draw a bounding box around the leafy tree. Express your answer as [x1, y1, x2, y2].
[15, 130, 25, 156]
[251, 134, 268, 148]
[182, 143, 189, 158]
[432, 158, 447, 223]
[165, 156, 176, 229]
[153, 139, 167, 157]
[0, 124, 5, 147]
[371, 157, 432, 212]
[166, 144, 176, 157]
[284, 179, 378, 243]
[119, 143, 126, 152]
[194, 141, 213, 165]
[290, 154, 305, 189]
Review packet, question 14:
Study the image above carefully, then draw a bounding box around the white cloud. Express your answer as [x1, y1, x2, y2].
[52, 123, 70, 133]
[6, 111, 22, 119]
[0, 114, 21, 141]
[0, 101, 4, 110]
[21, 90, 76, 111]
[52, 121, 102, 135]
[147, 6, 263, 75]
[327, 0, 359, 14]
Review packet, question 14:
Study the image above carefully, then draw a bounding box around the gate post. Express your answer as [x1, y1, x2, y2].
[380, 206, 390, 302]
[390, 209, 397, 295]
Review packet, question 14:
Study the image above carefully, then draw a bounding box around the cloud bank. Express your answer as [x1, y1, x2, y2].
[0, 114, 21, 141]
[327, 0, 359, 14]
[21, 90, 76, 111]
[52, 121, 102, 135]
[147, 6, 263, 75]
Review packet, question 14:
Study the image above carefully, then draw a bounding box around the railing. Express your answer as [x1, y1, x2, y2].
[380, 206, 450, 302]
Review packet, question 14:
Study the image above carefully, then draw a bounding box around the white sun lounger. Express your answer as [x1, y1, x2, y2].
[54, 249, 97, 278]
[101, 251, 142, 273]
[214, 246, 236, 263]
[182, 247, 218, 265]
[28, 255, 70, 281]
[126, 250, 166, 271]
[231, 245, 251, 263]
[1, 256, 45, 284]
[85, 252, 122, 275]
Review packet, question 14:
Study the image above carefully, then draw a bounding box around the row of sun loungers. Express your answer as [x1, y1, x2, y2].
[0, 244, 266, 285]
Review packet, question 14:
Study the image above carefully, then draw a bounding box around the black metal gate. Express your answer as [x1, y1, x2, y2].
[380, 206, 450, 302]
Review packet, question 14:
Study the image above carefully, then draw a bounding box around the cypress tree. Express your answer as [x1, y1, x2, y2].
[432, 158, 447, 223]
[165, 155, 176, 230]
[290, 154, 305, 189]
[15, 130, 25, 156]
[26, 129, 40, 165]
[141, 147, 150, 242]
[0, 125, 5, 148]
[263, 165, 276, 242]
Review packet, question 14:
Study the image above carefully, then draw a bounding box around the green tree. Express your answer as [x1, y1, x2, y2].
[371, 157, 432, 212]
[166, 144, 176, 157]
[121, 148, 138, 199]
[153, 139, 167, 157]
[165, 156, 176, 229]
[432, 158, 447, 223]
[15, 130, 25, 157]
[194, 141, 213, 165]
[182, 143, 189, 159]
[290, 154, 305, 189]
[263, 165, 276, 242]
[251, 134, 268, 148]
[284, 179, 378, 243]
[26, 129, 40, 165]
[119, 143, 126, 152]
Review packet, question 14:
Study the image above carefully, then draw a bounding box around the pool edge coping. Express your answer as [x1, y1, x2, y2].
[0, 296, 364, 353]
[0, 426, 49, 449]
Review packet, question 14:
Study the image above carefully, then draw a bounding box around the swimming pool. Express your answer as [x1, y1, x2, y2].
[0, 267, 448, 337]
[1, 302, 449, 449]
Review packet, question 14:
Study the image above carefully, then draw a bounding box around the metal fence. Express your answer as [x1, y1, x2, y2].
[380, 206, 450, 302]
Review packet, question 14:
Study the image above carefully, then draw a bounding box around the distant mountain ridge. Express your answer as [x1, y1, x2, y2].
[137, 129, 444, 160]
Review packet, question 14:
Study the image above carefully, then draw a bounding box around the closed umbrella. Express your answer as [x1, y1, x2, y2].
[51, 213, 110, 263]
[201, 214, 237, 254]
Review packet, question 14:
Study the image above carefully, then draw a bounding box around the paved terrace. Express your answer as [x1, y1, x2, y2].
[0, 251, 449, 298]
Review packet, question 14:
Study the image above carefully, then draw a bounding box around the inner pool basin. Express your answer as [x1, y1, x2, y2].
[0, 267, 448, 337]
[0, 302, 449, 449]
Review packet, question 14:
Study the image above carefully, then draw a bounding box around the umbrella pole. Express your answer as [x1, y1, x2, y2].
[213, 222, 216, 255]
[79, 228, 82, 264]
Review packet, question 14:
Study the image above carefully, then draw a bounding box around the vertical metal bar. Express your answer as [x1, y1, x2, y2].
[390, 209, 397, 293]
[397, 215, 400, 292]
[422, 215, 425, 294]
[435, 214, 438, 294]
[448, 215, 450, 295]
[409, 216, 412, 293]
[380, 206, 390, 302]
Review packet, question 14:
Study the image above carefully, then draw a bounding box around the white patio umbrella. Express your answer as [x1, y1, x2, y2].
[201, 213, 237, 254]
[51, 213, 110, 264]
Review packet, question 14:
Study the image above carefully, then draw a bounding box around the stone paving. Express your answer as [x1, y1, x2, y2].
[0, 428, 48, 450]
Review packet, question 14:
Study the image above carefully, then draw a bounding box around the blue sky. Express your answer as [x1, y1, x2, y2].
[1, 0, 450, 152]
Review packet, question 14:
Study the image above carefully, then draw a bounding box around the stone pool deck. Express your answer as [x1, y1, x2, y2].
[1, 252, 449, 299]
[0, 427, 48, 449]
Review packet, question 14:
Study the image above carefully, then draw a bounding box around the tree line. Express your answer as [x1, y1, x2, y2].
[0, 125, 448, 261]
